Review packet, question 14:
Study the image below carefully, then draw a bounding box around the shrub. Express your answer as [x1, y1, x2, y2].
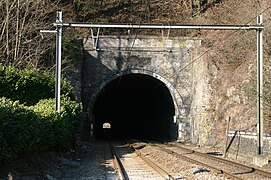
[0, 66, 73, 106]
[0, 97, 83, 163]
[31, 97, 83, 150]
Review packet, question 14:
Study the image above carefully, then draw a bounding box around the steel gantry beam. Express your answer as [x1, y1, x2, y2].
[41, 11, 264, 155]
[54, 22, 263, 30]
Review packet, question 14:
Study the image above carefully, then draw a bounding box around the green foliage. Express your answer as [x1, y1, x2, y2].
[63, 38, 83, 62]
[0, 66, 73, 106]
[62, 38, 83, 73]
[31, 97, 83, 149]
[0, 65, 83, 163]
[0, 97, 83, 163]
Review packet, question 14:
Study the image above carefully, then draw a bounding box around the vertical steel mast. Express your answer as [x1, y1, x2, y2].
[55, 11, 62, 113]
[257, 15, 263, 155]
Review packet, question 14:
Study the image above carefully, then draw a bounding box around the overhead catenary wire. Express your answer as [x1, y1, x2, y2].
[177, 3, 271, 75]
[137, 3, 266, 156]
[156, 3, 266, 113]
[43, 7, 266, 154]
[149, 0, 248, 77]
[263, 15, 271, 24]
[245, 3, 271, 24]
[68, 3, 269, 71]
[172, 5, 267, 155]
[190, 0, 244, 18]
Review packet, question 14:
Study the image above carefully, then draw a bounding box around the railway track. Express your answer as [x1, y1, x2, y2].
[143, 142, 271, 180]
[92, 139, 271, 179]
[109, 140, 174, 179]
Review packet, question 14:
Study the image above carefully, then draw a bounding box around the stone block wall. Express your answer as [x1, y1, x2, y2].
[81, 35, 211, 142]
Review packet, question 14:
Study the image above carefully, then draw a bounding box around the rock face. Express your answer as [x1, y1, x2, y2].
[81, 35, 213, 142]
[68, 35, 271, 159]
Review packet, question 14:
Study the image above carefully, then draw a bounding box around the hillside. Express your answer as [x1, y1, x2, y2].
[1, 0, 271, 144]
[70, 0, 269, 145]
[1, 0, 271, 178]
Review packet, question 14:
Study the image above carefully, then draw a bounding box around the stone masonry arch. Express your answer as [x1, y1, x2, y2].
[89, 69, 186, 118]
[82, 35, 203, 141]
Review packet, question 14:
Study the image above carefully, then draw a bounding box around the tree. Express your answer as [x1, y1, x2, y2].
[0, 0, 57, 69]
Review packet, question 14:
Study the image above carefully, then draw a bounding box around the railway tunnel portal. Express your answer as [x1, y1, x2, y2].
[82, 36, 206, 142]
[93, 73, 176, 140]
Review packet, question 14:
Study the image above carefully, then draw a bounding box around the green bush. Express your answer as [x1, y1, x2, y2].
[0, 66, 73, 106]
[0, 97, 83, 163]
[31, 97, 83, 150]
[0, 65, 83, 163]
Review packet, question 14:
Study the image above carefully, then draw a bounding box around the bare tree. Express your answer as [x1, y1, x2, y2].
[0, 0, 57, 69]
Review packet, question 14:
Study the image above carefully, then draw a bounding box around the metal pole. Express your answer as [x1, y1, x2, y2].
[54, 22, 263, 30]
[257, 15, 263, 155]
[223, 117, 230, 158]
[56, 11, 62, 113]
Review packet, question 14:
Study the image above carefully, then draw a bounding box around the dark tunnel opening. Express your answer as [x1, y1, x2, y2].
[93, 74, 177, 140]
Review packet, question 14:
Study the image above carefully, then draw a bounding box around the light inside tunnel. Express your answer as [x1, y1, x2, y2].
[93, 74, 177, 140]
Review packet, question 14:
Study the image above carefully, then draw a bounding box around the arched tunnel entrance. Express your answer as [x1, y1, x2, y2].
[93, 73, 177, 140]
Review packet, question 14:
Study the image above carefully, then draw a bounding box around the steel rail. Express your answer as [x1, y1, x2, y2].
[109, 140, 173, 180]
[108, 141, 129, 180]
[54, 22, 264, 30]
[168, 143, 252, 171]
[167, 143, 271, 179]
[128, 143, 175, 180]
[149, 143, 244, 180]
